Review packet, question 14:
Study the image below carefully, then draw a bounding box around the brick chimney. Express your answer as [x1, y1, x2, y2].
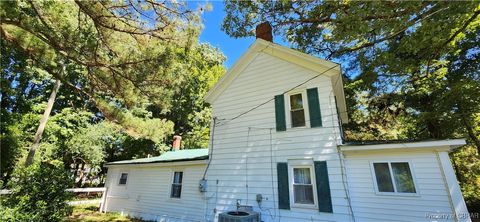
[255, 22, 273, 42]
[173, 135, 181, 151]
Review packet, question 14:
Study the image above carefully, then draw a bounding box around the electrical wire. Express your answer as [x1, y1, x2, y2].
[202, 117, 216, 180]
[214, 112, 347, 133]
[268, 128, 278, 220]
[245, 127, 250, 205]
[336, 146, 356, 222]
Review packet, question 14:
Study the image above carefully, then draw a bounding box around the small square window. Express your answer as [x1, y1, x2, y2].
[289, 93, 305, 127]
[372, 162, 416, 194]
[119, 173, 128, 185]
[170, 172, 183, 198]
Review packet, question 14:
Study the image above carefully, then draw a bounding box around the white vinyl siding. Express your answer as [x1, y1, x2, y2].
[206, 52, 348, 222]
[345, 151, 457, 222]
[104, 164, 206, 222]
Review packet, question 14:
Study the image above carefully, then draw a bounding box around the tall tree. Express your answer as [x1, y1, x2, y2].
[157, 43, 226, 148]
[1, 0, 205, 163]
[25, 76, 61, 166]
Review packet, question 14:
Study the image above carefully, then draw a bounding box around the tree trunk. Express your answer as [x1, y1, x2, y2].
[72, 162, 80, 180]
[450, 154, 463, 182]
[77, 162, 86, 187]
[25, 78, 62, 166]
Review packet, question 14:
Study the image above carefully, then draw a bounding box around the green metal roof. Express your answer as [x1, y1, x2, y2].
[105, 148, 208, 166]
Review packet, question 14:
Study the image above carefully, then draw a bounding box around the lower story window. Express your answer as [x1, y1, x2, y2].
[170, 171, 183, 198]
[372, 162, 416, 194]
[118, 173, 128, 185]
[292, 167, 315, 205]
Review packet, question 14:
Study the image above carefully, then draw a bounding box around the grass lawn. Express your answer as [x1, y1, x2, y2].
[65, 204, 144, 222]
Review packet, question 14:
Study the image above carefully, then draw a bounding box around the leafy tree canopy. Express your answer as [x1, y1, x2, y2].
[1, 0, 204, 142]
[1, 1, 225, 183]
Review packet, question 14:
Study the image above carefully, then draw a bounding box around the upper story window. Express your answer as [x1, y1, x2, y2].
[289, 93, 306, 127]
[275, 88, 322, 132]
[118, 173, 128, 185]
[372, 162, 416, 194]
[170, 171, 183, 198]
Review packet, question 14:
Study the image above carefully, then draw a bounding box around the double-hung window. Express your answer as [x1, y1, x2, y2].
[118, 173, 128, 185]
[288, 163, 318, 208]
[289, 93, 306, 127]
[372, 162, 416, 194]
[170, 171, 183, 198]
[275, 87, 322, 131]
[293, 167, 315, 204]
[278, 161, 332, 212]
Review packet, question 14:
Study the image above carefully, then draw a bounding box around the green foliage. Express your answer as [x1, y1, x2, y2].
[0, 0, 205, 143]
[0, 117, 22, 183]
[158, 43, 226, 148]
[451, 145, 480, 212]
[67, 122, 116, 167]
[1, 1, 225, 185]
[0, 161, 74, 222]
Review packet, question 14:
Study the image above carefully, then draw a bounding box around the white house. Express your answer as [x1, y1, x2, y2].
[102, 145, 209, 222]
[102, 24, 471, 222]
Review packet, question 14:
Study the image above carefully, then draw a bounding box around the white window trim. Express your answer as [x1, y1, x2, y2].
[284, 89, 310, 129]
[169, 170, 184, 199]
[369, 160, 419, 197]
[288, 163, 318, 209]
[118, 172, 129, 186]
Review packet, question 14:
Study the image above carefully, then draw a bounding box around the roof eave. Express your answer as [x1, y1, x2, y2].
[104, 156, 209, 167]
[204, 39, 342, 104]
[339, 138, 467, 153]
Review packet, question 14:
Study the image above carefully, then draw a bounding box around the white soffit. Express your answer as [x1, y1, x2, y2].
[340, 139, 467, 153]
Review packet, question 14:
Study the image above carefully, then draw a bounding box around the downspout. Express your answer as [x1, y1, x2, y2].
[334, 96, 346, 144]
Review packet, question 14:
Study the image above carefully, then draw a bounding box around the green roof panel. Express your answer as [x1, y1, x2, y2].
[105, 148, 208, 166]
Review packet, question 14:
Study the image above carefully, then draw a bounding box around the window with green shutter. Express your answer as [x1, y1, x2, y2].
[276, 87, 322, 130]
[275, 95, 286, 131]
[307, 88, 322, 127]
[314, 161, 332, 213]
[277, 162, 290, 209]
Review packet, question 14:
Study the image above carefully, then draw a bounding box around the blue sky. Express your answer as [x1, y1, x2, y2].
[197, 1, 288, 68]
[194, 1, 354, 77]
[197, 1, 253, 67]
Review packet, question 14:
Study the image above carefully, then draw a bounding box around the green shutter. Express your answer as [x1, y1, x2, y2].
[275, 95, 286, 131]
[277, 162, 290, 210]
[307, 88, 322, 127]
[314, 161, 333, 213]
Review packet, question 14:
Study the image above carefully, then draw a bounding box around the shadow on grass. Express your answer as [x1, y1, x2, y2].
[65, 204, 146, 222]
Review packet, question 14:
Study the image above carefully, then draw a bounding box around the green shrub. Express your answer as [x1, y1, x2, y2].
[0, 161, 74, 222]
